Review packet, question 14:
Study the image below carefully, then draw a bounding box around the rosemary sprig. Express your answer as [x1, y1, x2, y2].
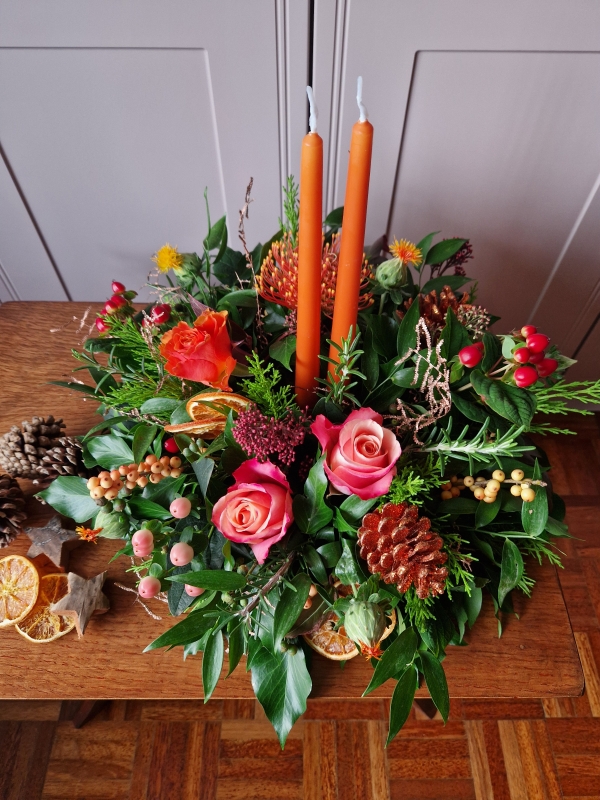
[317, 329, 366, 407]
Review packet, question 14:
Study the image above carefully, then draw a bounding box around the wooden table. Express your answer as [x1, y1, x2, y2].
[0, 303, 585, 702]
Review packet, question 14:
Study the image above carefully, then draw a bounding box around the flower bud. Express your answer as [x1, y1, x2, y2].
[375, 257, 407, 290]
[343, 601, 386, 648]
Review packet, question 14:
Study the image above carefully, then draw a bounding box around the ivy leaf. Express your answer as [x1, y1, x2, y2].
[293, 455, 333, 535]
[363, 627, 417, 696]
[269, 336, 297, 370]
[521, 460, 548, 537]
[498, 539, 524, 607]
[36, 476, 98, 523]
[167, 570, 246, 591]
[251, 645, 312, 748]
[132, 424, 158, 464]
[470, 370, 536, 428]
[87, 435, 134, 469]
[202, 630, 225, 702]
[273, 573, 312, 650]
[193, 458, 215, 498]
[335, 539, 362, 585]
[213, 247, 247, 286]
[419, 650, 449, 722]
[387, 665, 418, 745]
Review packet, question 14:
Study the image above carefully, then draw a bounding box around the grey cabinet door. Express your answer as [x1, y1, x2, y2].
[0, 0, 310, 301]
[314, 0, 600, 376]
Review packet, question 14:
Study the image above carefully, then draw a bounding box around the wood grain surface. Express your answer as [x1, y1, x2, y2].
[0, 302, 585, 700]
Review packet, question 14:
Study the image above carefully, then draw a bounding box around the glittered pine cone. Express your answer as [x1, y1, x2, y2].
[358, 502, 448, 599]
[399, 286, 472, 333]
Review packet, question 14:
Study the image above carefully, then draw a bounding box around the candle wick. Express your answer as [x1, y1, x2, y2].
[307, 86, 318, 133]
[356, 76, 368, 123]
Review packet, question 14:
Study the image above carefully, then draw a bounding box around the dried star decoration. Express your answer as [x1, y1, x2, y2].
[255, 232, 373, 316]
[50, 571, 110, 637]
[75, 526, 102, 544]
[24, 516, 83, 570]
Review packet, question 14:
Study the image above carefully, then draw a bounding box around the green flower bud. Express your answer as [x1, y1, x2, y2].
[343, 601, 386, 648]
[376, 257, 407, 290]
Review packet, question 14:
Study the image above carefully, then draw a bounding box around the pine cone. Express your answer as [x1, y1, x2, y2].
[0, 474, 27, 547]
[39, 437, 89, 480]
[358, 502, 448, 599]
[0, 415, 66, 479]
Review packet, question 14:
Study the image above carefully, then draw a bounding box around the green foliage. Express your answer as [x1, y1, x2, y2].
[278, 175, 300, 245]
[242, 352, 297, 419]
[386, 455, 444, 507]
[442, 534, 476, 596]
[402, 587, 436, 630]
[532, 380, 600, 415]
[318, 329, 366, 407]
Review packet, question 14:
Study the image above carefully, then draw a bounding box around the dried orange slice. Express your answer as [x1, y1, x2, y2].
[303, 608, 397, 661]
[0, 555, 39, 628]
[16, 573, 75, 643]
[164, 392, 251, 439]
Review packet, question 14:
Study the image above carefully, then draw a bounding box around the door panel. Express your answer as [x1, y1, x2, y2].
[0, 0, 309, 301]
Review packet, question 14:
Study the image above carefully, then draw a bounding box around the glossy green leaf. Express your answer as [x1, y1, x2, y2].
[132, 424, 158, 464]
[396, 298, 421, 360]
[139, 397, 180, 416]
[440, 307, 471, 361]
[217, 289, 257, 309]
[170, 400, 192, 425]
[167, 570, 246, 591]
[498, 539, 524, 607]
[419, 275, 471, 295]
[419, 650, 449, 722]
[480, 333, 502, 373]
[227, 619, 246, 676]
[475, 495, 501, 528]
[450, 392, 489, 423]
[251, 645, 312, 748]
[141, 475, 185, 507]
[202, 629, 224, 702]
[363, 627, 417, 696]
[315, 541, 342, 568]
[128, 496, 173, 520]
[387, 665, 418, 745]
[293, 455, 333, 534]
[437, 497, 479, 515]
[335, 539, 362, 585]
[273, 573, 312, 649]
[470, 370, 536, 428]
[369, 315, 399, 361]
[339, 494, 379, 522]
[204, 215, 227, 250]
[144, 608, 217, 651]
[193, 458, 215, 498]
[425, 237, 467, 265]
[465, 586, 483, 628]
[36, 476, 98, 523]
[168, 566, 195, 616]
[414, 231, 439, 265]
[304, 546, 328, 585]
[362, 328, 380, 390]
[269, 336, 297, 370]
[521, 461, 548, 537]
[324, 206, 344, 228]
[87, 435, 134, 469]
[213, 247, 247, 285]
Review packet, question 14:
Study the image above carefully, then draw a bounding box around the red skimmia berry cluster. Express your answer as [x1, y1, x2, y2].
[95, 281, 171, 333]
[510, 325, 557, 387]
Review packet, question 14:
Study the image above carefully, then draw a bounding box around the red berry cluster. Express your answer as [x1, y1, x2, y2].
[95, 281, 138, 332]
[142, 303, 172, 327]
[511, 326, 557, 387]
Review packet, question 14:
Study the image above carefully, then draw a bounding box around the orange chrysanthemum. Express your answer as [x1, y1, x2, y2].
[389, 238, 422, 267]
[76, 526, 102, 544]
[255, 233, 373, 316]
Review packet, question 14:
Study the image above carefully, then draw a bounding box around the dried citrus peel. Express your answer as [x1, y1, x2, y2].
[0, 555, 40, 628]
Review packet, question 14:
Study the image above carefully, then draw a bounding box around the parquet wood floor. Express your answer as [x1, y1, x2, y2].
[1, 415, 599, 799]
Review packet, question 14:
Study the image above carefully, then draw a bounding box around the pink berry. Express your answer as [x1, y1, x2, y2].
[170, 497, 192, 519]
[185, 584, 205, 597]
[164, 437, 179, 454]
[170, 542, 194, 566]
[151, 303, 171, 324]
[458, 345, 483, 368]
[513, 347, 530, 364]
[537, 357, 558, 378]
[95, 317, 110, 333]
[111, 280, 126, 294]
[526, 333, 550, 354]
[138, 576, 161, 598]
[514, 366, 539, 388]
[520, 325, 537, 338]
[132, 529, 154, 550]
[528, 351, 544, 364]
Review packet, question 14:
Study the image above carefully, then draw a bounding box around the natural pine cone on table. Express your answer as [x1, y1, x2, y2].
[0, 415, 66, 479]
[38, 436, 89, 480]
[358, 502, 448, 599]
[0, 474, 27, 548]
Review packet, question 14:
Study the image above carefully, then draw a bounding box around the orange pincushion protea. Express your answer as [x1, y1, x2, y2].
[256, 233, 373, 316]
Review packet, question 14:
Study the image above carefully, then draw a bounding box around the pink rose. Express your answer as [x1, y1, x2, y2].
[211, 459, 293, 564]
[311, 408, 401, 500]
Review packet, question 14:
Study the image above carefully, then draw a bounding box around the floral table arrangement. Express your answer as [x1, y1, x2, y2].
[2, 84, 600, 747]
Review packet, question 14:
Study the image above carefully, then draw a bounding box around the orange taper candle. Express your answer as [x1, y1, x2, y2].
[295, 87, 323, 407]
[328, 77, 373, 372]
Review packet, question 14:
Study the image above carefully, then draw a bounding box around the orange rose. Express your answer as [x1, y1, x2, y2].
[159, 310, 236, 390]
